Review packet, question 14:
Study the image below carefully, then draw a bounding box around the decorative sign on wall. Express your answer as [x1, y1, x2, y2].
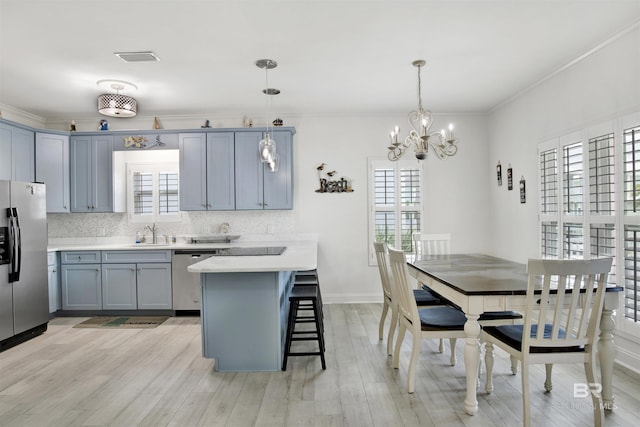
[315, 163, 354, 193]
[123, 135, 167, 149]
[520, 176, 526, 203]
[507, 164, 513, 190]
[496, 161, 502, 186]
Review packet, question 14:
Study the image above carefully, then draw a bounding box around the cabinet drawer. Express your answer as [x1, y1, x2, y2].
[61, 251, 101, 264]
[102, 250, 171, 264]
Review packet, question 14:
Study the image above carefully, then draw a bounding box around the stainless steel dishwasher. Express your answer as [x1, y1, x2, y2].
[172, 250, 219, 312]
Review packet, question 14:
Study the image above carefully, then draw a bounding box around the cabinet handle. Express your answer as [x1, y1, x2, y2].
[52, 269, 56, 273]
[95, 269, 99, 272]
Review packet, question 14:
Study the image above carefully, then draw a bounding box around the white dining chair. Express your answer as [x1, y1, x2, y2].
[482, 257, 613, 427]
[412, 232, 451, 261]
[374, 241, 446, 357]
[387, 246, 468, 393]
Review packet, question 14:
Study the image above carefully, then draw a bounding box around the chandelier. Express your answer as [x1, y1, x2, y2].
[97, 80, 137, 117]
[387, 60, 457, 161]
[256, 59, 279, 172]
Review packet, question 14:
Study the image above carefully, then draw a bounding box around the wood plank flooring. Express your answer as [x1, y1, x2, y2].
[0, 304, 638, 426]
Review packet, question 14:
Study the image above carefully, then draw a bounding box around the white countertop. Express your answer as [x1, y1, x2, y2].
[187, 237, 317, 273]
[47, 233, 318, 273]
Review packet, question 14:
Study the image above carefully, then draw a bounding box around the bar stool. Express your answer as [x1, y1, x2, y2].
[293, 269, 323, 322]
[282, 284, 326, 370]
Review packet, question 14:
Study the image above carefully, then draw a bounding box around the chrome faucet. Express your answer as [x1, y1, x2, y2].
[145, 223, 158, 244]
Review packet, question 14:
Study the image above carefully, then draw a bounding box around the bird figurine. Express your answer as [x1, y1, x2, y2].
[327, 170, 337, 177]
[316, 163, 326, 171]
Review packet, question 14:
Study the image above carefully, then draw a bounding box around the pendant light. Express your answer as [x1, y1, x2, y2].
[97, 80, 138, 117]
[256, 59, 279, 172]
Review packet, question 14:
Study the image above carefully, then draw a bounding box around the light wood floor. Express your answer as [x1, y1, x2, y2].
[0, 304, 638, 427]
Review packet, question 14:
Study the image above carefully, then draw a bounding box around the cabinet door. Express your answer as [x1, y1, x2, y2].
[0, 124, 11, 180]
[92, 135, 114, 212]
[69, 136, 93, 212]
[36, 133, 70, 213]
[61, 264, 102, 310]
[11, 127, 35, 182]
[179, 133, 207, 211]
[0, 122, 34, 182]
[263, 130, 293, 210]
[207, 132, 235, 210]
[234, 132, 264, 209]
[102, 264, 137, 310]
[48, 264, 59, 313]
[137, 263, 172, 309]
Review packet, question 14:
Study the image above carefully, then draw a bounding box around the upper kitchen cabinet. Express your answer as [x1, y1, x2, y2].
[179, 132, 235, 211]
[0, 120, 35, 182]
[235, 130, 293, 210]
[35, 132, 70, 213]
[69, 135, 114, 212]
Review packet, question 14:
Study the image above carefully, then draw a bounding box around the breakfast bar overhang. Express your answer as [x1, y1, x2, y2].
[187, 235, 318, 372]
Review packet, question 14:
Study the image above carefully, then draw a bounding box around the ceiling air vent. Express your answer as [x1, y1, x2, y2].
[114, 51, 160, 62]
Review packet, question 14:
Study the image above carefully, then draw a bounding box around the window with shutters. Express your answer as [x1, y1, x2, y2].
[127, 162, 181, 223]
[368, 158, 424, 264]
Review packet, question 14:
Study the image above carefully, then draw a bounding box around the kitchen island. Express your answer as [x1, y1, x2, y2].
[187, 235, 317, 372]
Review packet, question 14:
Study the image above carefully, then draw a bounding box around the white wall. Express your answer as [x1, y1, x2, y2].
[488, 25, 640, 263]
[487, 25, 640, 372]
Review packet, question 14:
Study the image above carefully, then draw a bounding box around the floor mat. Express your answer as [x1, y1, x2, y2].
[73, 316, 169, 329]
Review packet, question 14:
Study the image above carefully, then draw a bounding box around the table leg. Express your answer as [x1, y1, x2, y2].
[464, 313, 481, 415]
[598, 307, 616, 411]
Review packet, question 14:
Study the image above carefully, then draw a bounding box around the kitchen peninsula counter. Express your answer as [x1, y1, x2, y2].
[187, 234, 317, 372]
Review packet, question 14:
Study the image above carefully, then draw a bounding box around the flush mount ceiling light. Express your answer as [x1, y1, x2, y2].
[114, 51, 160, 62]
[97, 80, 138, 117]
[387, 60, 458, 161]
[256, 59, 280, 172]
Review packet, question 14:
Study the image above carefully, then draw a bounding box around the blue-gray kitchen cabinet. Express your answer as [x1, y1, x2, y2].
[101, 264, 138, 310]
[234, 130, 293, 210]
[69, 134, 113, 212]
[35, 132, 70, 213]
[0, 120, 34, 182]
[179, 132, 235, 211]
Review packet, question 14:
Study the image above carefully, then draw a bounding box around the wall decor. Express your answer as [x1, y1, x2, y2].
[520, 176, 526, 203]
[315, 163, 354, 193]
[69, 120, 76, 132]
[201, 119, 212, 128]
[242, 116, 253, 127]
[496, 161, 502, 186]
[99, 119, 108, 131]
[507, 164, 513, 190]
[123, 135, 167, 149]
[152, 116, 162, 130]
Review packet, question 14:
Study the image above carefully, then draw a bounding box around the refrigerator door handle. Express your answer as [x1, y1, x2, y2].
[7, 207, 16, 282]
[13, 208, 21, 282]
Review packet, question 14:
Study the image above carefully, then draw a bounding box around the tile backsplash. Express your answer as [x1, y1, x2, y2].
[47, 211, 295, 241]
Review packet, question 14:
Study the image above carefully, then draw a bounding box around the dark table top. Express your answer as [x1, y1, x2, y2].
[409, 253, 622, 296]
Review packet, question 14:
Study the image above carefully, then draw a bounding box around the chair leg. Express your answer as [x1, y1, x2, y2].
[585, 357, 604, 427]
[386, 306, 398, 356]
[393, 324, 406, 369]
[484, 342, 494, 394]
[521, 363, 531, 427]
[544, 364, 553, 392]
[449, 338, 457, 366]
[379, 300, 389, 341]
[407, 331, 421, 394]
[510, 356, 519, 375]
[438, 338, 444, 353]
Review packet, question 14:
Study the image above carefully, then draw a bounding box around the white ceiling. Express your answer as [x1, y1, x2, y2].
[1, 0, 639, 121]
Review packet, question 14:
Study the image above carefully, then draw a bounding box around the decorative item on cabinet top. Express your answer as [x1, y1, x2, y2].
[315, 163, 354, 193]
[113, 133, 179, 150]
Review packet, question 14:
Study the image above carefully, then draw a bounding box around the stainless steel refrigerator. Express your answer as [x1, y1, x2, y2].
[0, 180, 48, 351]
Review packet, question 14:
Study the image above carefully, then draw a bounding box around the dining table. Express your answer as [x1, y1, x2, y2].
[407, 253, 622, 416]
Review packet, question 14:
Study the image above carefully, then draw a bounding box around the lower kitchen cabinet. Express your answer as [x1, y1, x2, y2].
[137, 263, 172, 309]
[60, 264, 102, 310]
[47, 252, 60, 313]
[102, 264, 137, 310]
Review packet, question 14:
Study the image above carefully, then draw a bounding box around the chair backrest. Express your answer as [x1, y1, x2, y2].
[388, 246, 420, 328]
[522, 258, 613, 352]
[413, 233, 451, 260]
[374, 241, 393, 300]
